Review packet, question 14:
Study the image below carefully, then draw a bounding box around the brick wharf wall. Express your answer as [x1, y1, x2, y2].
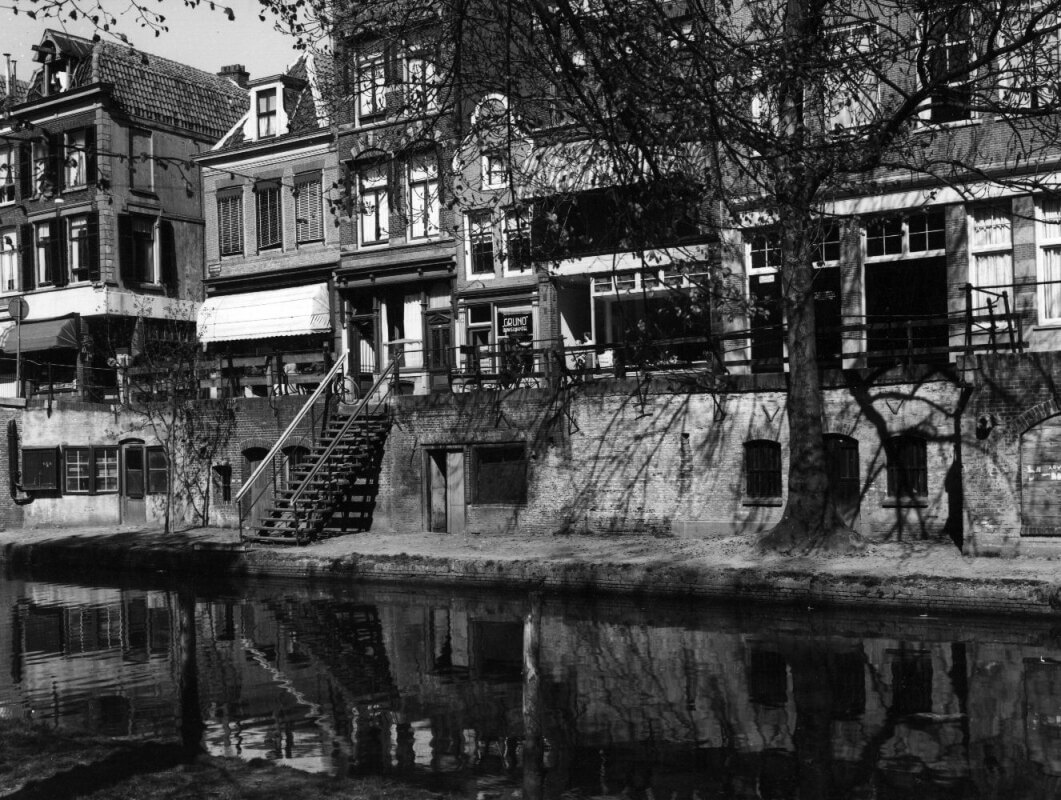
[375, 370, 964, 541]
[962, 352, 1061, 556]
[211, 395, 334, 529]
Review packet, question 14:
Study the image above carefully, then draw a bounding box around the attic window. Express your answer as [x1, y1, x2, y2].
[256, 88, 277, 138]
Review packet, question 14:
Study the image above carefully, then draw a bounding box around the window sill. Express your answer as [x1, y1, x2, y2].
[743, 498, 783, 507]
[915, 116, 981, 132]
[1032, 322, 1061, 331]
[296, 238, 325, 248]
[129, 188, 159, 200]
[257, 245, 283, 253]
[882, 497, 929, 508]
[359, 240, 390, 249]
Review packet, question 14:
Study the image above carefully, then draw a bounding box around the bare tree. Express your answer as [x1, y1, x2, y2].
[300, 0, 1061, 551]
[108, 302, 235, 533]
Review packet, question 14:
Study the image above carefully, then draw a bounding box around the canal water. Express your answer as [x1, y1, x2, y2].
[1, 570, 1059, 800]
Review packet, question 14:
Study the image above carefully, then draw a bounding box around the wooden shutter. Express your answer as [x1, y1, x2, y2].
[86, 213, 100, 283]
[159, 219, 177, 296]
[295, 176, 323, 243]
[84, 126, 97, 186]
[118, 214, 134, 285]
[217, 191, 243, 256]
[49, 132, 64, 195]
[19, 223, 33, 290]
[18, 143, 32, 199]
[49, 217, 66, 287]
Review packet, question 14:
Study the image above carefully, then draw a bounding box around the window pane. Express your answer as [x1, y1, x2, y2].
[1043, 247, 1061, 320]
[94, 447, 118, 493]
[65, 448, 90, 493]
[64, 129, 87, 187]
[866, 218, 902, 257]
[0, 146, 14, 203]
[0, 228, 17, 293]
[147, 448, 168, 495]
[68, 216, 90, 282]
[908, 211, 946, 252]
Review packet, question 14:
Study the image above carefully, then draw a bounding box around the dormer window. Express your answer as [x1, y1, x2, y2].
[256, 88, 278, 138]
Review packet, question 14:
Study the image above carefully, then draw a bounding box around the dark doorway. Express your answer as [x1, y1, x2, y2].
[749, 273, 783, 373]
[824, 434, 860, 527]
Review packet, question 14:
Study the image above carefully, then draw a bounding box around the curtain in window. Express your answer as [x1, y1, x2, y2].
[1043, 247, 1061, 320]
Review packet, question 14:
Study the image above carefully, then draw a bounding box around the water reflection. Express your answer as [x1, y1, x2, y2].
[2, 572, 1061, 799]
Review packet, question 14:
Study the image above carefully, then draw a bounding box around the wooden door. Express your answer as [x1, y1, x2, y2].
[446, 451, 465, 534]
[121, 443, 147, 525]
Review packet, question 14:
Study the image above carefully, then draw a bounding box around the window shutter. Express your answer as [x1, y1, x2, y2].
[84, 126, 97, 186]
[49, 132, 64, 195]
[49, 217, 66, 287]
[118, 214, 134, 285]
[19, 223, 33, 290]
[295, 176, 323, 243]
[18, 143, 32, 199]
[86, 213, 100, 283]
[159, 219, 177, 296]
[217, 192, 243, 256]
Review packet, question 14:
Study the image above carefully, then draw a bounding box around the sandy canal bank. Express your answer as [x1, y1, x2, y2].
[1, 525, 1060, 617]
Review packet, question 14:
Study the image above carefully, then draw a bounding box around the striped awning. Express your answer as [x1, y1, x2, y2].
[197, 283, 331, 343]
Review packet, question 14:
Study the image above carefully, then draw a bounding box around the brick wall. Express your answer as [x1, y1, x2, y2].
[0, 402, 25, 530]
[375, 370, 963, 541]
[961, 352, 1061, 555]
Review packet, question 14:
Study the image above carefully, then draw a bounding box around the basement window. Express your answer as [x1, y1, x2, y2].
[472, 444, 527, 505]
[743, 439, 782, 504]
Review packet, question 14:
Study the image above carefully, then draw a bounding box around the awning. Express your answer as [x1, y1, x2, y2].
[0, 316, 81, 353]
[519, 140, 712, 197]
[198, 283, 331, 343]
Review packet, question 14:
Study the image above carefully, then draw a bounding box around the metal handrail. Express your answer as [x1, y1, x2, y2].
[234, 356, 346, 504]
[286, 352, 401, 523]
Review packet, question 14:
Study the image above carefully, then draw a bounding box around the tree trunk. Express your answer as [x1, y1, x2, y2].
[760, 223, 862, 553]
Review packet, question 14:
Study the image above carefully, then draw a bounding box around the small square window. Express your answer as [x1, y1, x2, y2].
[473, 444, 528, 505]
[885, 435, 927, 498]
[256, 88, 278, 138]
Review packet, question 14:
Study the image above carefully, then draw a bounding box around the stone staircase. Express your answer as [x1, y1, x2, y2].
[244, 413, 391, 545]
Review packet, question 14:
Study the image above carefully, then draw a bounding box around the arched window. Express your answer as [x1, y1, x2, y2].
[744, 440, 782, 500]
[885, 435, 928, 498]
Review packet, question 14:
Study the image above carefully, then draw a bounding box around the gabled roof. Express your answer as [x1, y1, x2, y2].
[23, 30, 248, 141]
[211, 53, 331, 154]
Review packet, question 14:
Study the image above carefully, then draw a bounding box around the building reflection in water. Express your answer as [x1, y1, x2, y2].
[2, 576, 1061, 798]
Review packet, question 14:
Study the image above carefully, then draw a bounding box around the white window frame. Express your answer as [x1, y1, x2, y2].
[405, 54, 438, 113]
[408, 157, 439, 240]
[919, 8, 977, 125]
[357, 54, 387, 122]
[968, 204, 1013, 290]
[746, 230, 782, 274]
[482, 153, 508, 189]
[1037, 197, 1061, 324]
[863, 210, 947, 262]
[502, 208, 531, 275]
[0, 146, 14, 205]
[358, 164, 389, 246]
[63, 129, 87, 188]
[67, 215, 90, 283]
[256, 88, 278, 138]
[35, 221, 53, 286]
[824, 23, 879, 130]
[466, 211, 496, 278]
[131, 215, 160, 285]
[999, 3, 1061, 110]
[0, 228, 17, 294]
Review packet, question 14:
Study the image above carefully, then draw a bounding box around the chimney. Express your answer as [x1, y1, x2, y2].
[218, 64, 249, 89]
[3, 54, 10, 98]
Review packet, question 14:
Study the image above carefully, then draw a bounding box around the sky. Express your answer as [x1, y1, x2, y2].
[0, 0, 302, 82]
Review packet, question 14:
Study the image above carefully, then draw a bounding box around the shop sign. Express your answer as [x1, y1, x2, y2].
[499, 311, 533, 339]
